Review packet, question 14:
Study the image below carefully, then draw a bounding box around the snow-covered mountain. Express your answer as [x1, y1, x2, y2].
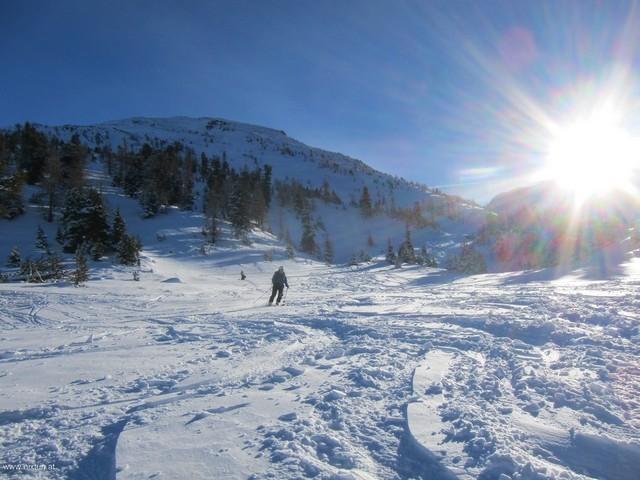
[3, 119, 640, 480]
[30, 116, 484, 263]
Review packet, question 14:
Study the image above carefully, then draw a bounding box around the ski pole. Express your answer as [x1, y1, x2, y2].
[252, 287, 271, 305]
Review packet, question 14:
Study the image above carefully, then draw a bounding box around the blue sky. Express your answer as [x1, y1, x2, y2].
[1, 0, 639, 201]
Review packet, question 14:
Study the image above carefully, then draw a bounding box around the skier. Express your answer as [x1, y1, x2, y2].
[240, 270, 246, 280]
[269, 266, 289, 305]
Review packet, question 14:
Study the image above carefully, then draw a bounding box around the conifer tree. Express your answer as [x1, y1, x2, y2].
[111, 208, 126, 248]
[359, 186, 373, 217]
[60, 135, 87, 189]
[262, 164, 272, 208]
[0, 174, 24, 219]
[73, 244, 89, 286]
[179, 149, 195, 209]
[323, 235, 334, 264]
[35, 225, 50, 253]
[84, 189, 109, 247]
[60, 188, 110, 253]
[42, 150, 62, 223]
[18, 122, 49, 184]
[300, 211, 316, 254]
[397, 224, 416, 264]
[367, 232, 374, 247]
[7, 246, 21, 267]
[199, 152, 209, 179]
[229, 171, 252, 238]
[203, 216, 217, 244]
[90, 241, 106, 261]
[386, 239, 396, 264]
[117, 234, 141, 266]
[286, 243, 295, 259]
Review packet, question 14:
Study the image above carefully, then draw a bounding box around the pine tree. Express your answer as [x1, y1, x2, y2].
[59, 186, 111, 254]
[46, 253, 64, 280]
[179, 149, 195, 209]
[90, 241, 105, 261]
[323, 235, 334, 264]
[73, 244, 89, 286]
[300, 211, 316, 254]
[140, 186, 160, 217]
[262, 164, 272, 208]
[359, 186, 373, 217]
[35, 225, 50, 253]
[7, 246, 21, 267]
[286, 243, 295, 259]
[321, 179, 331, 202]
[84, 189, 110, 246]
[60, 135, 87, 189]
[203, 216, 217, 244]
[111, 208, 126, 248]
[251, 187, 267, 228]
[397, 225, 416, 264]
[229, 173, 252, 238]
[122, 151, 145, 197]
[42, 150, 62, 223]
[386, 239, 396, 264]
[0, 173, 25, 219]
[358, 250, 372, 262]
[367, 232, 374, 247]
[18, 122, 49, 184]
[199, 152, 209, 179]
[117, 234, 141, 266]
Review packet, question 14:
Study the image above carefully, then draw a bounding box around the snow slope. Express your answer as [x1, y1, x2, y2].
[24, 116, 484, 263]
[2, 202, 640, 479]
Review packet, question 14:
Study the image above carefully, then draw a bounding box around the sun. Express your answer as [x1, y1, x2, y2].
[543, 112, 640, 198]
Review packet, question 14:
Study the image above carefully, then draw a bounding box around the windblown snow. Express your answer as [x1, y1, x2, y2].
[2, 206, 640, 479]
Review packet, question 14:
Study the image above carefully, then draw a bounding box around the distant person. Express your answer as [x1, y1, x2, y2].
[269, 266, 289, 305]
[240, 270, 246, 280]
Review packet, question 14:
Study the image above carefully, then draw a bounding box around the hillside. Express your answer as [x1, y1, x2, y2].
[2, 120, 640, 479]
[2, 207, 640, 479]
[25, 116, 484, 264]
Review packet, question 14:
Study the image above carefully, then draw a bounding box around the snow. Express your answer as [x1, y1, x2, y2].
[2, 203, 640, 479]
[1, 119, 640, 478]
[24, 116, 484, 263]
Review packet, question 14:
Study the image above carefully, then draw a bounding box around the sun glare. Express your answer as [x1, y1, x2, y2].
[544, 112, 640, 198]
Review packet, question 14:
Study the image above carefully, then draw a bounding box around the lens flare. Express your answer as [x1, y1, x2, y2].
[543, 111, 640, 200]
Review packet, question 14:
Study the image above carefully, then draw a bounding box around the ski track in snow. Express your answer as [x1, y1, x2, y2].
[2, 252, 640, 479]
